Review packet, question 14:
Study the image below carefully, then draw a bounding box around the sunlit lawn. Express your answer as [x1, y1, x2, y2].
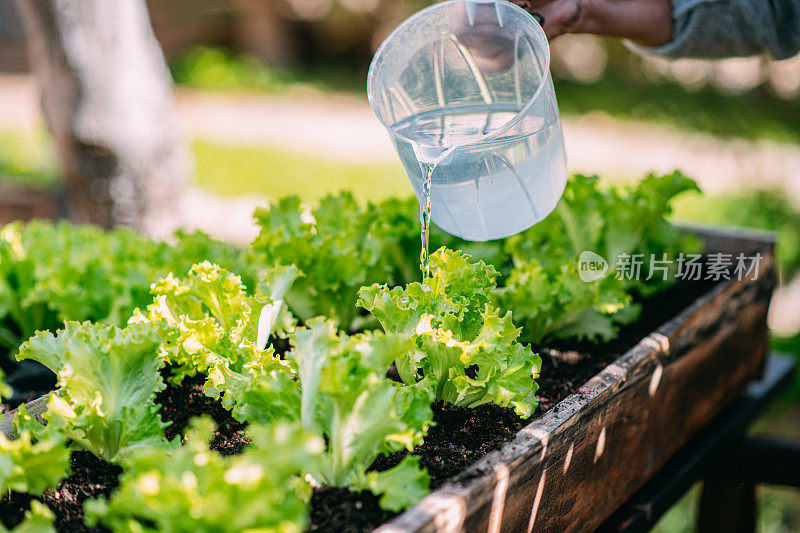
[0, 129, 59, 188]
[192, 139, 411, 203]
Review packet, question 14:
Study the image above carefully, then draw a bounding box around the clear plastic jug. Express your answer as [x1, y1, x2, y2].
[367, 0, 567, 242]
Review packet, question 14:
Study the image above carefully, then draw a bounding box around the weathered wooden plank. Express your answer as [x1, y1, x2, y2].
[377, 226, 775, 533]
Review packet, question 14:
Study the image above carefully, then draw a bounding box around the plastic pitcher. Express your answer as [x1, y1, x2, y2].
[367, 0, 567, 242]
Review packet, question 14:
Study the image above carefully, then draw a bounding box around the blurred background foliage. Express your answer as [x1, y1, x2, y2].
[0, 1, 798, 528]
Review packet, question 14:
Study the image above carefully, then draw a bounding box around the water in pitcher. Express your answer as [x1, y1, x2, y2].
[391, 103, 568, 252]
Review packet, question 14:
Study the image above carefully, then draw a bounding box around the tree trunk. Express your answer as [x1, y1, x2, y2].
[16, 0, 188, 235]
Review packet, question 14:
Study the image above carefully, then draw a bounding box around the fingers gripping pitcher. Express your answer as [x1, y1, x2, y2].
[367, 0, 567, 256]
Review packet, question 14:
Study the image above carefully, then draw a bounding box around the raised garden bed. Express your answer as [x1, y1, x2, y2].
[0, 224, 775, 532]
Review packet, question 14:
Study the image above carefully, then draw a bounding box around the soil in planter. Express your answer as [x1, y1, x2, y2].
[155, 371, 250, 456]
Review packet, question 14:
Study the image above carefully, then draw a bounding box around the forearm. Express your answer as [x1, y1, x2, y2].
[631, 0, 800, 60]
[514, 0, 800, 60]
[572, 0, 673, 47]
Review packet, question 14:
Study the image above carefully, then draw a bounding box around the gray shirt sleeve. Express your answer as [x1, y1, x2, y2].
[629, 0, 800, 60]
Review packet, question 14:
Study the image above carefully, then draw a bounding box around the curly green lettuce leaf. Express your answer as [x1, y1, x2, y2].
[498, 172, 699, 343]
[252, 192, 439, 331]
[85, 417, 323, 533]
[0, 405, 70, 495]
[0, 501, 56, 533]
[268, 318, 434, 510]
[506, 173, 701, 286]
[0, 221, 250, 355]
[138, 262, 296, 412]
[17, 321, 170, 463]
[364, 454, 430, 513]
[493, 261, 635, 345]
[359, 248, 541, 418]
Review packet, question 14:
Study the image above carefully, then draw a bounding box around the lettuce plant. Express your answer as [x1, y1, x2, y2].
[224, 318, 433, 511]
[136, 262, 297, 415]
[0, 406, 70, 496]
[288, 319, 432, 512]
[0, 221, 249, 354]
[358, 249, 541, 419]
[17, 321, 171, 464]
[492, 261, 635, 345]
[251, 193, 433, 331]
[496, 172, 701, 344]
[85, 418, 322, 533]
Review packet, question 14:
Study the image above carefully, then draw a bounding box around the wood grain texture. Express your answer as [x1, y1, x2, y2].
[377, 226, 775, 533]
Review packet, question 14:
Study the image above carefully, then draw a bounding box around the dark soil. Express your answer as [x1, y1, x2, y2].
[0, 280, 717, 533]
[308, 488, 395, 533]
[155, 371, 250, 456]
[0, 452, 120, 532]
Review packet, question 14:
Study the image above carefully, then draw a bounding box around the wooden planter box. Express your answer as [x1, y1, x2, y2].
[377, 225, 775, 533]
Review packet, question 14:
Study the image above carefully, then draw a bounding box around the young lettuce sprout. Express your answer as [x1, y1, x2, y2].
[17, 321, 171, 464]
[287, 318, 433, 512]
[496, 172, 701, 345]
[0, 405, 70, 496]
[358, 248, 542, 419]
[223, 318, 433, 511]
[135, 262, 298, 416]
[85, 417, 323, 533]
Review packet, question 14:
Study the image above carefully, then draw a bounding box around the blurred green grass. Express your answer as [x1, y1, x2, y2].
[0, 129, 59, 188]
[554, 74, 800, 144]
[672, 189, 800, 280]
[171, 46, 368, 96]
[193, 139, 411, 203]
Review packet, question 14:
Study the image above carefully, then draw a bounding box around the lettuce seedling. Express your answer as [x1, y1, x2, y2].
[235, 318, 432, 512]
[252, 193, 436, 331]
[358, 249, 541, 419]
[17, 321, 171, 464]
[0, 221, 251, 356]
[223, 318, 433, 511]
[497, 172, 701, 344]
[137, 262, 298, 417]
[492, 260, 635, 345]
[0, 405, 70, 496]
[85, 417, 323, 533]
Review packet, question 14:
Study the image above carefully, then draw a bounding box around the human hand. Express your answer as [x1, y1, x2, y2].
[509, 0, 673, 47]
